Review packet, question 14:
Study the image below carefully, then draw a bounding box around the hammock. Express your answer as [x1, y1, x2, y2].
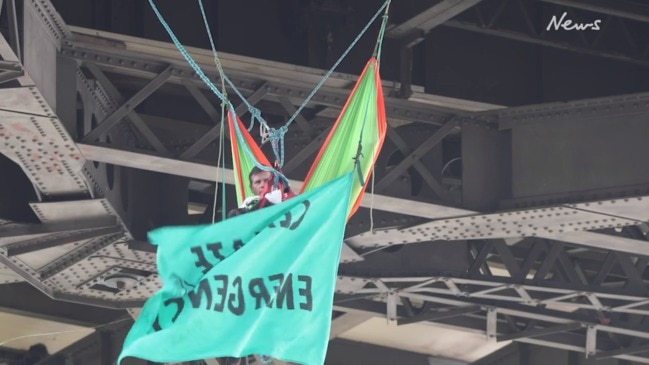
[148, 0, 391, 219]
[229, 57, 387, 218]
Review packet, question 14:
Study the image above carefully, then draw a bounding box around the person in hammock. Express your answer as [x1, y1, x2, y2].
[228, 166, 284, 217]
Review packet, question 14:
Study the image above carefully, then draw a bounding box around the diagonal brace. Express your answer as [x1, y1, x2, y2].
[180, 81, 269, 159]
[375, 118, 460, 191]
[278, 96, 314, 138]
[386, 125, 452, 201]
[283, 123, 332, 174]
[83, 62, 170, 153]
[82, 65, 174, 143]
[0, 70, 24, 84]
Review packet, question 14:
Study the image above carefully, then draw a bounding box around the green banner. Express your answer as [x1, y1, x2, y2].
[119, 174, 353, 365]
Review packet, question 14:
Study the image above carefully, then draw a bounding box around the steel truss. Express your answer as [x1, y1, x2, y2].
[1, 0, 649, 363]
[335, 235, 649, 363]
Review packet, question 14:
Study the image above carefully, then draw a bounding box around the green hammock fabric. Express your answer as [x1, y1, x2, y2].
[299, 58, 387, 217]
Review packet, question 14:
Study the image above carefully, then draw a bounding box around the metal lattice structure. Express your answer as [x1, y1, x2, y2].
[2, 0, 649, 364]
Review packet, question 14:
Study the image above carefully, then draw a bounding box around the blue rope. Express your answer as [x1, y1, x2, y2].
[197, 0, 228, 221]
[148, 0, 288, 186]
[283, 0, 390, 130]
[374, 0, 392, 65]
[197, 0, 272, 133]
[195, 0, 282, 163]
[150, 0, 391, 171]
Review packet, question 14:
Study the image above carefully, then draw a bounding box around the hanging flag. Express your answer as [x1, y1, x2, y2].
[118, 174, 354, 365]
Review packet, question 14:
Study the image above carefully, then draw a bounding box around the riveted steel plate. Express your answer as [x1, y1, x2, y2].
[336, 276, 371, 294]
[346, 198, 645, 248]
[13, 238, 94, 270]
[0, 263, 22, 284]
[0, 231, 51, 246]
[30, 198, 120, 223]
[44, 238, 159, 301]
[0, 111, 88, 196]
[0, 87, 56, 117]
[341, 243, 363, 263]
[567, 197, 649, 223]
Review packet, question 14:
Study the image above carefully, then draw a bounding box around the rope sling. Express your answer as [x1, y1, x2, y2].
[148, 0, 391, 219]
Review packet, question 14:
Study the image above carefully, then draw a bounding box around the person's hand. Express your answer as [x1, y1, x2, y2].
[264, 189, 283, 205]
[239, 196, 260, 209]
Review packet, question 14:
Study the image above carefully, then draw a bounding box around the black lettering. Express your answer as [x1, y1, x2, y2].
[163, 297, 184, 323]
[298, 275, 313, 311]
[248, 278, 271, 309]
[188, 279, 212, 310]
[279, 212, 292, 229]
[190, 246, 213, 274]
[206, 242, 226, 261]
[228, 276, 245, 315]
[152, 297, 184, 331]
[213, 275, 228, 312]
[269, 273, 294, 310]
[233, 239, 244, 252]
[152, 316, 162, 331]
[289, 201, 310, 230]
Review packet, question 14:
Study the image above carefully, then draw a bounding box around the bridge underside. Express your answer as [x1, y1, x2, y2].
[1, 0, 649, 364]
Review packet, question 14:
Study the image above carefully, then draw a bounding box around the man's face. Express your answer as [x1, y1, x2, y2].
[250, 171, 273, 195]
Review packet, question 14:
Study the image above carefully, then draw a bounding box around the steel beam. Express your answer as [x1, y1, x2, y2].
[0, 60, 24, 84]
[0, 34, 32, 86]
[498, 322, 583, 342]
[5, 225, 123, 256]
[539, 0, 649, 23]
[594, 343, 649, 360]
[388, 0, 483, 44]
[332, 295, 649, 363]
[0, 282, 128, 326]
[0, 216, 116, 238]
[398, 305, 482, 326]
[60, 31, 467, 125]
[77, 143, 472, 220]
[6, 0, 20, 62]
[442, 20, 649, 68]
[78, 143, 649, 255]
